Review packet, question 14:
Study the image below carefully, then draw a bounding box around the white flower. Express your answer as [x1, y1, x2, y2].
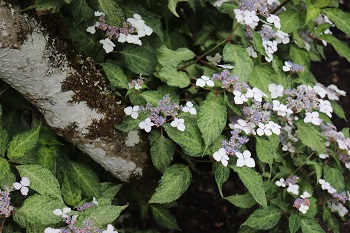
[99, 38, 115, 53]
[103, 224, 118, 233]
[268, 83, 284, 98]
[304, 112, 322, 125]
[94, 11, 105, 17]
[182, 101, 197, 115]
[282, 61, 292, 72]
[124, 106, 139, 119]
[287, 184, 299, 195]
[245, 87, 266, 102]
[299, 204, 309, 214]
[246, 46, 258, 58]
[127, 14, 153, 38]
[139, 118, 154, 133]
[263, 39, 278, 54]
[313, 84, 327, 98]
[282, 142, 295, 153]
[196, 75, 214, 87]
[53, 207, 71, 218]
[206, 53, 222, 66]
[319, 179, 337, 194]
[86, 25, 96, 34]
[44, 228, 61, 233]
[275, 30, 290, 44]
[213, 0, 229, 7]
[170, 118, 185, 131]
[92, 197, 98, 205]
[272, 100, 293, 116]
[319, 153, 329, 159]
[300, 191, 311, 199]
[275, 178, 286, 187]
[328, 84, 346, 96]
[217, 64, 234, 69]
[232, 119, 255, 135]
[233, 90, 248, 104]
[234, 9, 259, 29]
[318, 99, 333, 118]
[236, 150, 255, 168]
[13, 177, 30, 196]
[213, 148, 229, 167]
[267, 14, 281, 29]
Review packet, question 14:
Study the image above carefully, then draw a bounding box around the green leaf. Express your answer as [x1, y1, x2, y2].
[280, 10, 304, 33]
[70, 0, 94, 26]
[97, 0, 124, 25]
[233, 166, 267, 207]
[319, 34, 350, 62]
[223, 44, 253, 82]
[168, 0, 187, 17]
[198, 93, 227, 149]
[306, 161, 322, 182]
[315, 0, 331, 8]
[0, 125, 8, 156]
[68, 24, 101, 57]
[61, 172, 82, 207]
[100, 182, 122, 199]
[156, 66, 190, 88]
[242, 207, 281, 230]
[149, 131, 175, 173]
[157, 46, 195, 68]
[305, 5, 321, 25]
[25, 0, 63, 13]
[37, 146, 58, 172]
[100, 63, 129, 89]
[140, 91, 164, 106]
[214, 164, 230, 197]
[114, 117, 142, 132]
[0, 157, 10, 181]
[323, 165, 344, 191]
[300, 218, 326, 233]
[16, 164, 62, 200]
[7, 124, 41, 160]
[224, 193, 257, 208]
[289, 212, 301, 233]
[151, 204, 181, 230]
[249, 65, 276, 96]
[149, 164, 191, 204]
[252, 31, 266, 56]
[121, 44, 157, 75]
[297, 121, 327, 154]
[290, 45, 310, 72]
[255, 135, 279, 166]
[223, 92, 241, 116]
[330, 100, 346, 120]
[164, 115, 203, 156]
[79, 204, 127, 228]
[13, 194, 64, 228]
[0, 171, 16, 190]
[70, 162, 101, 198]
[322, 8, 350, 36]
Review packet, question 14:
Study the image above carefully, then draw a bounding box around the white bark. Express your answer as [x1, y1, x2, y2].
[0, 1, 154, 183]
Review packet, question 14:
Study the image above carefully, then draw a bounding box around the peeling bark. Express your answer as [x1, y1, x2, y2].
[0, 0, 158, 186]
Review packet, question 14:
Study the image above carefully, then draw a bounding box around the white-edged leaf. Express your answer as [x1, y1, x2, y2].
[297, 121, 327, 154]
[242, 207, 281, 230]
[151, 204, 181, 230]
[0, 157, 10, 181]
[232, 166, 267, 207]
[121, 44, 157, 75]
[280, 10, 304, 33]
[300, 218, 326, 233]
[100, 63, 129, 89]
[13, 194, 64, 228]
[223, 44, 253, 82]
[320, 34, 350, 62]
[156, 66, 190, 88]
[97, 0, 124, 25]
[164, 115, 203, 156]
[69, 162, 101, 198]
[149, 131, 175, 173]
[214, 164, 230, 197]
[198, 93, 227, 149]
[322, 8, 350, 36]
[149, 164, 191, 204]
[323, 165, 344, 191]
[16, 164, 62, 200]
[7, 124, 41, 159]
[289, 212, 301, 233]
[224, 193, 257, 208]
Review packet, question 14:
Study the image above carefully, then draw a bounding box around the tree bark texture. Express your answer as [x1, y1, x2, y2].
[0, 0, 157, 186]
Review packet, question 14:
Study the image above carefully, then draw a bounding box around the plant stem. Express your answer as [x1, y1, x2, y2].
[271, 0, 292, 14]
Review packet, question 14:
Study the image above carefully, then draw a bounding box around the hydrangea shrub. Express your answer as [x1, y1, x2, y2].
[3, 0, 350, 232]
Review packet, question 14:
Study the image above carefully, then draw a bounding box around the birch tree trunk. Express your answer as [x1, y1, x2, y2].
[0, 0, 158, 187]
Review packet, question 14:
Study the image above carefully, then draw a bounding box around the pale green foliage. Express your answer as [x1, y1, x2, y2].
[242, 207, 282, 230]
[151, 204, 181, 230]
[149, 131, 175, 173]
[100, 63, 129, 89]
